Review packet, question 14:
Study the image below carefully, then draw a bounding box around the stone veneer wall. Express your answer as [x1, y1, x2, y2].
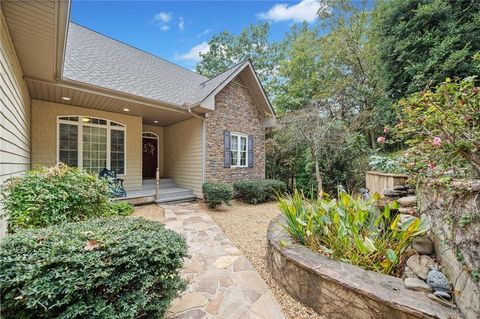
[267, 215, 461, 319]
[205, 80, 265, 183]
[417, 180, 480, 319]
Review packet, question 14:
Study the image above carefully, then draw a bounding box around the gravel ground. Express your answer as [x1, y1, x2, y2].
[131, 204, 165, 223]
[205, 200, 324, 319]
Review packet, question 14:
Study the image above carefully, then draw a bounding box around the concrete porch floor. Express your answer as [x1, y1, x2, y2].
[120, 179, 196, 205]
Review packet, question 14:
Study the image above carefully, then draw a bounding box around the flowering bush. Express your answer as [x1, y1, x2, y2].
[395, 77, 480, 178]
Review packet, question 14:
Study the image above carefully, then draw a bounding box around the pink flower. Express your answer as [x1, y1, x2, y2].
[428, 162, 436, 169]
[432, 137, 442, 147]
[377, 136, 386, 144]
[383, 127, 389, 133]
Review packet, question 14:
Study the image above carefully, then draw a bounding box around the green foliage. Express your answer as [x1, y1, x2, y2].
[279, 190, 428, 275]
[0, 217, 187, 319]
[274, 25, 321, 112]
[267, 111, 370, 196]
[202, 182, 233, 209]
[0, 164, 115, 233]
[369, 155, 407, 174]
[233, 179, 286, 204]
[109, 201, 134, 216]
[372, 0, 480, 100]
[395, 77, 480, 177]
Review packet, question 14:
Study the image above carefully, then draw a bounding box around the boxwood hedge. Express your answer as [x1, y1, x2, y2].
[233, 179, 287, 204]
[202, 182, 233, 209]
[0, 217, 187, 319]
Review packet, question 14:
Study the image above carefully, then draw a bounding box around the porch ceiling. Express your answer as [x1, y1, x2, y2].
[26, 79, 194, 126]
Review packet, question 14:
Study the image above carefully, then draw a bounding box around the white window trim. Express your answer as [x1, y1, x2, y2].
[230, 132, 248, 168]
[57, 116, 127, 176]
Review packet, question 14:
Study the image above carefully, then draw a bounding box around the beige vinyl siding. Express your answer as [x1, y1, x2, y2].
[1, 11, 31, 237]
[164, 118, 204, 197]
[142, 124, 165, 177]
[31, 100, 142, 191]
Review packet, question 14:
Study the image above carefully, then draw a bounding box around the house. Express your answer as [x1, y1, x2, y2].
[0, 0, 275, 218]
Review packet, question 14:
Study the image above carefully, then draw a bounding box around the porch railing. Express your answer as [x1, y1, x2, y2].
[155, 168, 160, 201]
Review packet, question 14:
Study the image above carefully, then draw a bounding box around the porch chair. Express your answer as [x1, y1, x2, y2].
[99, 168, 127, 198]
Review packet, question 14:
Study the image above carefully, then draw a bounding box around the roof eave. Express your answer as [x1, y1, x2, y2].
[54, 0, 71, 81]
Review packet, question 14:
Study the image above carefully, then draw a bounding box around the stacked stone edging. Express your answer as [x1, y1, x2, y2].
[418, 179, 480, 319]
[267, 215, 461, 319]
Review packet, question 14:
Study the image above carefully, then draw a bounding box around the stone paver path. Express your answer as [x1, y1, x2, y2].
[164, 202, 285, 319]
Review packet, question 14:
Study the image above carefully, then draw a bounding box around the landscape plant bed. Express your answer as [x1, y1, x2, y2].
[267, 215, 461, 319]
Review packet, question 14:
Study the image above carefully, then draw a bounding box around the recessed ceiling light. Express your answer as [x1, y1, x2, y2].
[123, 108, 130, 112]
[61, 96, 71, 101]
[154, 120, 158, 123]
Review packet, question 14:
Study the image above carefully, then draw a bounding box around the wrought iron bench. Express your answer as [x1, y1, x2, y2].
[99, 168, 127, 197]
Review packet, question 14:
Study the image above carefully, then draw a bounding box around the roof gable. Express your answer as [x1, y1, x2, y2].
[63, 23, 273, 115]
[196, 61, 274, 115]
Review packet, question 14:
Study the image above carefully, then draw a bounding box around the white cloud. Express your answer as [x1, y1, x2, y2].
[178, 17, 185, 31]
[154, 12, 172, 23]
[153, 12, 172, 31]
[196, 28, 212, 38]
[175, 42, 210, 62]
[257, 0, 326, 23]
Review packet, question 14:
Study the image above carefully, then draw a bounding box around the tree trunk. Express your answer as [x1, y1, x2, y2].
[311, 147, 323, 197]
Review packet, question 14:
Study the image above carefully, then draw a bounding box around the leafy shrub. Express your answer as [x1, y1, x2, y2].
[395, 77, 480, 178]
[234, 179, 286, 204]
[368, 155, 406, 174]
[0, 217, 187, 319]
[109, 201, 134, 216]
[0, 164, 114, 233]
[279, 190, 428, 275]
[202, 182, 232, 209]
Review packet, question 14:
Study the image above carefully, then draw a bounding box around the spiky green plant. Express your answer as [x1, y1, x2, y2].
[278, 190, 428, 275]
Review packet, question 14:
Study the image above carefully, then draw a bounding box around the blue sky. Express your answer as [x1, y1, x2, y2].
[70, 0, 325, 70]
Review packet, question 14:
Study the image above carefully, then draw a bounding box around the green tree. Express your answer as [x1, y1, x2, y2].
[372, 0, 480, 100]
[273, 24, 322, 112]
[316, 0, 392, 146]
[196, 23, 282, 95]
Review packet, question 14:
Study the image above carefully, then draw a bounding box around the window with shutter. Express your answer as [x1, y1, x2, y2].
[229, 133, 249, 168]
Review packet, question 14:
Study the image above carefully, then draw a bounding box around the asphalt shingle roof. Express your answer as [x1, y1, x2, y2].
[63, 23, 243, 108]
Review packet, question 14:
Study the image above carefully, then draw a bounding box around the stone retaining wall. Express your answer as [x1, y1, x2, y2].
[417, 179, 480, 319]
[267, 215, 461, 319]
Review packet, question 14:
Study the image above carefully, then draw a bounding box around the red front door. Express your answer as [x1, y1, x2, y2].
[142, 137, 158, 178]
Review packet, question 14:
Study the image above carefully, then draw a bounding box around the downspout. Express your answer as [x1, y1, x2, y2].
[188, 108, 206, 196]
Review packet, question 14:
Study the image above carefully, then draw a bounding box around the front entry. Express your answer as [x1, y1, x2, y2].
[142, 136, 158, 178]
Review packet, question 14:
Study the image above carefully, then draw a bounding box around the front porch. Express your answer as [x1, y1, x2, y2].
[30, 99, 205, 200]
[119, 178, 196, 205]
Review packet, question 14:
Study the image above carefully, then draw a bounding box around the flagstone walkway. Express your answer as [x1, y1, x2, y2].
[163, 202, 285, 319]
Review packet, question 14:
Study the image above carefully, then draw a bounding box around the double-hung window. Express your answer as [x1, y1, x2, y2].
[58, 116, 126, 175]
[230, 133, 248, 167]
